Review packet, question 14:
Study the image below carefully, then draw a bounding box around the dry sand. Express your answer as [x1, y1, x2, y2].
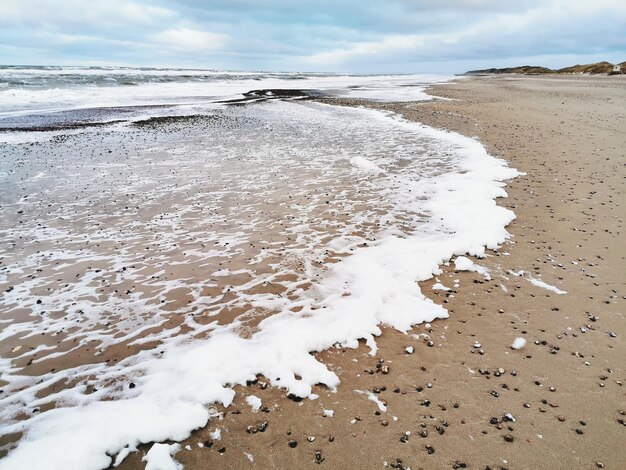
[104, 76, 625, 469]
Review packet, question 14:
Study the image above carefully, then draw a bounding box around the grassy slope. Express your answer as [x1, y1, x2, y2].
[467, 60, 626, 75]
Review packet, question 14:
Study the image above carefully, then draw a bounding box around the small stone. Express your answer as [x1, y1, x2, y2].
[307, 436, 316, 442]
[425, 444, 435, 454]
[503, 434, 514, 442]
[288, 440, 298, 448]
[503, 413, 516, 422]
[596, 462, 605, 468]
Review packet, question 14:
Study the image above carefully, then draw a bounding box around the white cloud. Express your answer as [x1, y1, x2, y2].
[0, 0, 624, 70]
[151, 27, 229, 52]
[306, 34, 425, 63]
[301, 0, 626, 66]
[0, 0, 174, 26]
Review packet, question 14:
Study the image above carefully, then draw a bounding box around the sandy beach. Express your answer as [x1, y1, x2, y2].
[110, 75, 626, 469]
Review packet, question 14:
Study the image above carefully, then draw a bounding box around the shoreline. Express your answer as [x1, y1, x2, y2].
[2, 75, 624, 469]
[126, 75, 623, 469]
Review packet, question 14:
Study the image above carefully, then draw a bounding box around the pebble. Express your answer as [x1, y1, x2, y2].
[288, 440, 298, 448]
[503, 413, 516, 422]
[503, 434, 514, 442]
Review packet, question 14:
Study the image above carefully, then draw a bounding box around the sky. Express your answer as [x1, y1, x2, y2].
[1, 0, 625, 73]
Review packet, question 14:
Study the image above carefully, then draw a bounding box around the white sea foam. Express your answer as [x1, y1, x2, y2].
[350, 156, 385, 173]
[528, 276, 567, 294]
[142, 443, 181, 470]
[356, 390, 388, 412]
[0, 99, 517, 469]
[454, 256, 492, 279]
[432, 282, 451, 291]
[246, 395, 262, 411]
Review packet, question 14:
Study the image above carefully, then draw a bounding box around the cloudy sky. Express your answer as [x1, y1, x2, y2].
[1, 0, 625, 72]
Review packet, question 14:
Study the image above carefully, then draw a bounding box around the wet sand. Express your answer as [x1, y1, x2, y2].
[113, 75, 625, 469]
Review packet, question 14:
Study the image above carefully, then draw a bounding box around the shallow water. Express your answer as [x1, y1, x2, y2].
[0, 99, 460, 398]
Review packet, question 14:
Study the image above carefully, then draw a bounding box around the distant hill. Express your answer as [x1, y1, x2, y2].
[466, 61, 626, 75]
